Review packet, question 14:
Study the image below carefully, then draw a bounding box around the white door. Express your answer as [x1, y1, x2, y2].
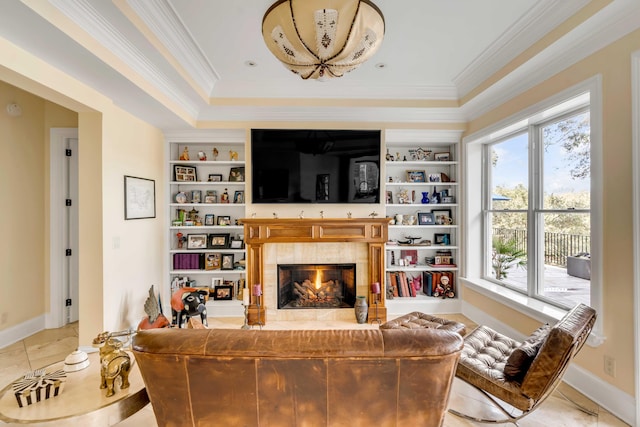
[48, 129, 79, 327]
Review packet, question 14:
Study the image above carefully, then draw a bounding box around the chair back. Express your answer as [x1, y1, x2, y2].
[520, 303, 596, 401]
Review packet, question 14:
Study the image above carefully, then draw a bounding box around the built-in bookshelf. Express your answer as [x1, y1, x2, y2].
[165, 130, 246, 317]
[383, 130, 463, 314]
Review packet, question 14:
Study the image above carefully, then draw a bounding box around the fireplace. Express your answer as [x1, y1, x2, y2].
[278, 264, 356, 309]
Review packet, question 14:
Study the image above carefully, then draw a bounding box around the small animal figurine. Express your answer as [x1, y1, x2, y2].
[92, 333, 132, 398]
[138, 285, 170, 330]
[179, 147, 190, 160]
[229, 150, 238, 161]
[212, 147, 219, 160]
[171, 287, 208, 328]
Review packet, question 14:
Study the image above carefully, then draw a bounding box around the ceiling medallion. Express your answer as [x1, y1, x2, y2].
[262, 0, 385, 80]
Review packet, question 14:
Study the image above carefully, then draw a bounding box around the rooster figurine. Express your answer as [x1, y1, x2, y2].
[137, 285, 170, 330]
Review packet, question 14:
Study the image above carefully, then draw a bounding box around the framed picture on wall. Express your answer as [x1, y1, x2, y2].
[124, 175, 156, 220]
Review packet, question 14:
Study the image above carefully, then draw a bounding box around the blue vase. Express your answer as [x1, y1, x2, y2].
[421, 192, 430, 204]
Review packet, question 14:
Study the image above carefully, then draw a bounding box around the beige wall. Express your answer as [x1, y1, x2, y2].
[0, 37, 165, 346]
[0, 81, 77, 330]
[463, 29, 640, 396]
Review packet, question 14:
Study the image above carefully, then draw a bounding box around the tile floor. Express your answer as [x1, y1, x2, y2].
[0, 316, 630, 426]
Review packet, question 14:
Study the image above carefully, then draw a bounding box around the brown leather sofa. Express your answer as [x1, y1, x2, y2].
[133, 327, 463, 427]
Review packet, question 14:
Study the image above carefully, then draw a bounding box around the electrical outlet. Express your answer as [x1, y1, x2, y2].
[1, 312, 7, 325]
[604, 355, 616, 377]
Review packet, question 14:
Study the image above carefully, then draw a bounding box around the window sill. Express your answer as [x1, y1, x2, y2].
[460, 276, 605, 347]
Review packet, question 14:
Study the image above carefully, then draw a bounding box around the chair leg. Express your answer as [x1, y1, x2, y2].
[556, 390, 598, 417]
[448, 385, 523, 425]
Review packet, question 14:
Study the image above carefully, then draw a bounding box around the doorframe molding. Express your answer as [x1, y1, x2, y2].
[631, 49, 640, 427]
[47, 128, 78, 329]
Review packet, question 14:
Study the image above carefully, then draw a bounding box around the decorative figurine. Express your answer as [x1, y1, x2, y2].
[229, 150, 238, 161]
[176, 232, 185, 249]
[197, 151, 207, 161]
[273, 212, 278, 219]
[299, 210, 304, 219]
[320, 210, 324, 219]
[179, 146, 189, 160]
[221, 188, 229, 203]
[347, 212, 352, 219]
[212, 147, 219, 160]
[369, 211, 379, 218]
[171, 287, 208, 328]
[137, 285, 170, 330]
[92, 333, 132, 398]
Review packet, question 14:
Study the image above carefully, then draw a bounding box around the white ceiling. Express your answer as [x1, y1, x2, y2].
[1, 0, 639, 130]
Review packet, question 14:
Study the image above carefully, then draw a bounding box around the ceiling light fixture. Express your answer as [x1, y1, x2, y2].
[262, 0, 384, 80]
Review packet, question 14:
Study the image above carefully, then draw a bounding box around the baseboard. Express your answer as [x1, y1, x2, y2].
[0, 315, 46, 348]
[461, 302, 635, 426]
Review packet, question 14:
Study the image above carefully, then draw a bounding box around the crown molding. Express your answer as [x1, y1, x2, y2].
[385, 129, 463, 143]
[461, 0, 640, 122]
[125, 0, 219, 95]
[49, 0, 200, 117]
[197, 106, 466, 124]
[453, 0, 591, 99]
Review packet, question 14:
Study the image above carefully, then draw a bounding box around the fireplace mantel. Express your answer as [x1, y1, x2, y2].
[241, 218, 389, 325]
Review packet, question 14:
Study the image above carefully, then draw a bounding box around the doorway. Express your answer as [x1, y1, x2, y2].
[48, 128, 79, 328]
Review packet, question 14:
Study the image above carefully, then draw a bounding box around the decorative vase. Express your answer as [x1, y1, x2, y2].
[421, 192, 430, 204]
[354, 296, 368, 324]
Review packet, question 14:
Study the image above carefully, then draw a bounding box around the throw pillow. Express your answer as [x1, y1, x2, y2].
[503, 324, 551, 382]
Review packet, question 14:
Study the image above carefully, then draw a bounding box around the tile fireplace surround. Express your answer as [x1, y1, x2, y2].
[241, 218, 389, 324]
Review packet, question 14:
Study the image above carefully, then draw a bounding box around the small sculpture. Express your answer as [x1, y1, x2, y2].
[176, 232, 185, 249]
[221, 188, 229, 203]
[320, 210, 324, 219]
[347, 212, 352, 219]
[179, 147, 189, 160]
[138, 285, 170, 330]
[229, 150, 238, 161]
[92, 333, 132, 398]
[212, 147, 219, 160]
[171, 287, 208, 328]
[369, 212, 379, 218]
[273, 212, 278, 219]
[299, 210, 304, 219]
[197, 151, 207, 161]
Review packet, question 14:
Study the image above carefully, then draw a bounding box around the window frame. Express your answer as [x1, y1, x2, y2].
[463, 76, 603, 343]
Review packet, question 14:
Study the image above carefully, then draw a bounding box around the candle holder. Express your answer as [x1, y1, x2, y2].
[252, 284, 263, 329]
[370, 282, 382, 325]
[241, 304, 250, 330]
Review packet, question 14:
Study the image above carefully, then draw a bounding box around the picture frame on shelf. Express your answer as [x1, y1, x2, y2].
[233, 190, 244, 204]
[174, 165, 197, 182]
[208, 233, 230, 249]
[230, 239, 244, 249]
[221, 253, 234, 270]
[406, 170, 426, 182]
[204, 191, 217, 203]
[217, 215, 231, 226]
[417, 212, 435, 225]
[208, 174, 223, 182]
[434, 233, 451, 245]
[428, 173, 442, 182]
[186, 233, 207, 249]
[124, 175, 156, 220]
[204, 253, 221, 270]
[434, 152, 450, 161]
[210, 277, 223, 288]
[191, 190, 201, 203]
[442, 196, 455, 204]
[228, 167, 245, 182]
[213, 285, 233, 300]
[432, 209, 452, 225]
[204, 214, 215, 226]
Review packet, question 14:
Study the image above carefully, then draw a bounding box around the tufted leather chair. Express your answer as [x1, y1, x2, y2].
[449, 303, 596, 424]
[380, 311, 466, 335]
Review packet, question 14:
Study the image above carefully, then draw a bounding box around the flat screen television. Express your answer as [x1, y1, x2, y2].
[251, 129, 381, 204]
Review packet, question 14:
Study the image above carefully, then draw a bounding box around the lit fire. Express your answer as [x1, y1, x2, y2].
[315, 270, 321, 289]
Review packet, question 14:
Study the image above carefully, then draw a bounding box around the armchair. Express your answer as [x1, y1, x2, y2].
[449, 303, 596, 425]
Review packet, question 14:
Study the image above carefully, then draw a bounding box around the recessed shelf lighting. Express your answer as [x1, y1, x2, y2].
[375, 63, 387, 69]
[245, 60, 258, 67]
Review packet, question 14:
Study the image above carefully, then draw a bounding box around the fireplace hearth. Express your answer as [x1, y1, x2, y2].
[278, 264, 356, 309]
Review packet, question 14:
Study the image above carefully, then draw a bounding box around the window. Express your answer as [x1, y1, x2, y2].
[485, 108, 591, 309]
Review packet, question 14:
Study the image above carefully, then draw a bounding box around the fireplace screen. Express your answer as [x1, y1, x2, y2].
[277, 264, 356, 309]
